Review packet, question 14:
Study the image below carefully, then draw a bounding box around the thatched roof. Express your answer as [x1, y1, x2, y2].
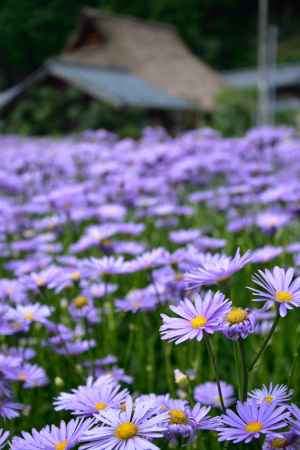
[0, 8, 225, 114]
[60, 8, 225, 111]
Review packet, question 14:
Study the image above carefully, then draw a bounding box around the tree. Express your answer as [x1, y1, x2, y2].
[0, 0, 97, 86]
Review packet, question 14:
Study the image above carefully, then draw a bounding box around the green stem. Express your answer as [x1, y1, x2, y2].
[249, 309, 280, 372]
[238, 339, 248, 401]
[233, 343, 242, 401]
[125, 321, 135, 366]
[84, 317, 96, 378]
[163, 343, 175, 397]
[204, 333, 226, 413]
[288, 332, 300, 385]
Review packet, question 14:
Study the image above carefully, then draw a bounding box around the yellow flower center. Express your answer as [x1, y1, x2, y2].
[24, 312, 34, 321]
[213, 395, 222, 405]
[115, 422, 138, 440]
[36, 276, 45, 287]
[95, 402, 107, 411]
[169, 409, 188, 424]
[18, 372, 27, 381]
[271, 437, 289, 448]
[268, 218, 279, 226]
[191, 315, 207, 329]
[264, 395, 274, 403]
[226, 308, 248, 324]
[276, 291, 293, 303]
[73, 296, 88, 309]
[132, 301, 141, 308]
[71, 271, 81, 281]
[245, 421, 263, 433]
[55, 440, 68, 450]
[102, 239, 112, 246]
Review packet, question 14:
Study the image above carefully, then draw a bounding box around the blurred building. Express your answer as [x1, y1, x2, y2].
[224, 63, 300, 112]
[0, 8, 225, 123]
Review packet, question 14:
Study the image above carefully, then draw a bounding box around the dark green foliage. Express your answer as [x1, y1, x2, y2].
[0, 84, 147, 137]
[275, 108, 298, 127]
[1, 84, 297, 138]
[0, 0, 98, 87]
[0, 0, 300, 87]
[211, 87, 298, 136]
[211, 87, 258, 137]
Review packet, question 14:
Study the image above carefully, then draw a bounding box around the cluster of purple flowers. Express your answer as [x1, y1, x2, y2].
[1, 125, 300, 449]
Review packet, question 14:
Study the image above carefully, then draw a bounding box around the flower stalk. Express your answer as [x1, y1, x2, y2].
[204, 333, 226, 413]
[249, 308, 280, 372]
[238, 339, 248, 401]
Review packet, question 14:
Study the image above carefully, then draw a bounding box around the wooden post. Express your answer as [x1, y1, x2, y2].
[257, 0, 270, 125]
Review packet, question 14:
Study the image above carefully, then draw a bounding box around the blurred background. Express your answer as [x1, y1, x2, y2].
[0, 0, 299, 137]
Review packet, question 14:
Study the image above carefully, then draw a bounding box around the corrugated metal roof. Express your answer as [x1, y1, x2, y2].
[47, 60, 192, 110]
[0, 87, 21, 109]
[223, 64, 300, 89]
[0, 70, 46, 112]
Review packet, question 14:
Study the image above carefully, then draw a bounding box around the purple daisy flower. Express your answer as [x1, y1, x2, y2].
[4, 363, 48, 388]
[218, 400, 290, 444]
[68, 295, 100, 324]
[249, 384, 293, 406]
[160, 291, 231, 344]
[192, 236, 226, 251]
[0, 399, 23, 419]
[249, 267, 300, 317]
[21, 267, 59, 291]
[256, 209, 292, 232]
[162, 398, 214, 443]
[116, 289, 157, 313]
[194, 381, 235, 409]
[263, 431, 300, 450]
[54, 340, 96, 356]
[287, 242, 300, 254]
[289, 403, 300, 435]
[221, 307, 257, 340]
[54, 378, 128, 417]
[0, 429, 9, 449]
[253, 308, 276, 335]
[169, 229, 201, 244]
[80, 396, 168, 450]
[5, 303, 52, 326]
[93, 367, 133, 385]
[184, 248, 252, 289]
[251, 246, 283, 264]
[123, 248, 170, 273]
[83, 256, 126, 276]
[11, 417, 93, 450]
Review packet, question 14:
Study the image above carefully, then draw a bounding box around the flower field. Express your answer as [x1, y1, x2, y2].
[1, 125, 300, 449]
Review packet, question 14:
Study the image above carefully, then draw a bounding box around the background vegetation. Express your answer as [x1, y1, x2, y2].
[1, 85, 298, 138]
[0, 0, 300, 88]
[0, 0, 299, 137]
